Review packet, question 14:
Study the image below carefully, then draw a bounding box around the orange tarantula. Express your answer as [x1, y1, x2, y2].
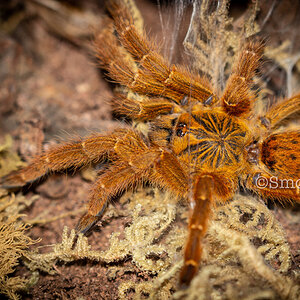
[2, 0, 300, 286]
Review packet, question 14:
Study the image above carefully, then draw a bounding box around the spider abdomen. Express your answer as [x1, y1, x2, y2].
[261, 131, 300, 178]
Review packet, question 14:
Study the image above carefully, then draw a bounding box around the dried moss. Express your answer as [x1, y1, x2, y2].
[0, 214, 36, 300]
[115, 193, 299, 300]
[22, 188, 299, 299]
[0, 137, 40, 299]
[184, 0, 260, 91]
[0, 189, 39, 300]
[0, 135, 25, 178]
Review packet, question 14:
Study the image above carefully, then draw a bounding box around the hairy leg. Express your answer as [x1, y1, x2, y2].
[222, 41, 264, 116]
[262, 94, 300, 129]
[112, 94, 175, 121]
[179, 174, 213, 286]
[76, 161, 146, 234]
[180, 172, 235, 286]
[77, 149, 189, 234]
[1, 129, 128, 187]
[96, 0, 216, 106]
[246, 170, 300, 203]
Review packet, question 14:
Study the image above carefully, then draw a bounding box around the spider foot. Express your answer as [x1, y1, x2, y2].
[179, 263, 198, 288]
[76, 213, 100, 235]
[0, 171, 28, 189]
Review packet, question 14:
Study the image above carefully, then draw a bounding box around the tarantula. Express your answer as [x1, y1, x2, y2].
[2, 0, 300, 286]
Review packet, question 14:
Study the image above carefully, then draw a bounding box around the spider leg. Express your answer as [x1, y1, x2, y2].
[222, 41, 264, 116]
[151, 150, 189, 196]
[1, 129, 128, 188]
[77, 155, 188, 234]
[77, 132, 189, 233]
[180, 172, 236, 286]
[179, 174, 213, 286]
[94, 18, 183, 109]
[112, 94, 175, 121]
[94, 13, 181, 103]
[96, 0, 216, 106]
[246, 170, 300, 203]
[76, 161, 146, 234]
[261, 94, 300, 129]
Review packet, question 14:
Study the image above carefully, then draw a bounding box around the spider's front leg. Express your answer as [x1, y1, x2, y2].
[221, 41, 264, 116]
[1, 129, 128, 188]
[180, 174, 214, 286]
[96, 0, 217, 106]
[180, 172, 235, 286]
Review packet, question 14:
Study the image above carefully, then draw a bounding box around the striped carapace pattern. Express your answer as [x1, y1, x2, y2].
[173, 111, 249, 169]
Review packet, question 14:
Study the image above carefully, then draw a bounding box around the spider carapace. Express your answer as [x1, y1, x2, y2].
[2, 0, 300, 287]
[167, 110, 250, 170]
